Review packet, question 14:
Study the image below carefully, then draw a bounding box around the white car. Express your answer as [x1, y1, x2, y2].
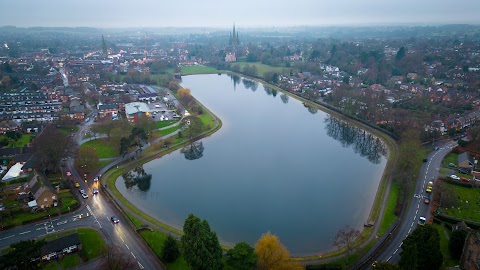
[418, 216, 426, 226]
[81, 193, 88, 199]
[450, 175, 460, 180]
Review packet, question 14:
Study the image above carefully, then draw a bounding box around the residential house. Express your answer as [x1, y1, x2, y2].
[458, 152, 474, 169]
[97, 103, 119, 119]
[41, 233, 82, 261]
[0, 120, 20, 133]
[26, 175, 57, 209]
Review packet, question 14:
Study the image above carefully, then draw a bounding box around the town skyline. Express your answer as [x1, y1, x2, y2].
[1, 0, 480, 28]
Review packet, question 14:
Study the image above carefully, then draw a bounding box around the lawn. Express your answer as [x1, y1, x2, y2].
[439, 183, 480, 221]
[58, 126, 79, 135]
[60, 253, 81, 269]
[230, 62, 295, 77]
[155, 120, 178, 129]
[154, 126, 180, 137]
[443, 153, 458, 166]
[80, 138, 117, 158]
[77, 228, 107, 260]
[58, 191, 78, 212]
[181, 65, 219, 75]
[139, 229, 191, 270]
[42, 261, 58, 270]
[2, 133, 34, 147]
[378, 181, 400, 235]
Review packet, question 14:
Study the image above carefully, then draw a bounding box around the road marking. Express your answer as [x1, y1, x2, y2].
[411, 221, 414, 227]
[386, 256, 392, 262]
[131, 252, 136, 259]
[37, 227, 44, 231]
[120, 236, 124, 242]
[408, 228, 411, 234]
[86, 205, 102, 229]
[393, 249, 398, 254]
[417, 204, 420, 209]
[57, 220, 67, 225]
[125, 244, 130, 250]
[51, 218, 60, 222]
[19, 231, 31, 235]
[0, 235, 15, 240]
[138, 262, 144, 269]
[416, 210, 418, 215]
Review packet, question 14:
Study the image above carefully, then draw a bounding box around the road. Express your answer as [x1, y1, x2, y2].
[373, 140, 457, 265]
[1, 108, 165, 269]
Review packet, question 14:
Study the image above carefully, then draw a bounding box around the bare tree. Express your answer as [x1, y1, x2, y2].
[333, 225, 360, 263]
[100, 245, 136, 270]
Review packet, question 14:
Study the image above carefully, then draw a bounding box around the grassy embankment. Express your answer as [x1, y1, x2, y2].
[181, 65, 220, 75]
[230, 61, 296, 77]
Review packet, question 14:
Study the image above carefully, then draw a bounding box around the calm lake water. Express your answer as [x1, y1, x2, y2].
[116, 74, 388, 255]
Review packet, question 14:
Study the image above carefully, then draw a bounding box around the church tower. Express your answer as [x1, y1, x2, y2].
[101, 34, 108, 58]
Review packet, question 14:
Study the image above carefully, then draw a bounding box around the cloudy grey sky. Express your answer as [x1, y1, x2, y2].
[1, 0, 479, 28]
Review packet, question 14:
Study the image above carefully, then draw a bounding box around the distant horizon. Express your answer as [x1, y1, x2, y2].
[1, 0, 479, 29]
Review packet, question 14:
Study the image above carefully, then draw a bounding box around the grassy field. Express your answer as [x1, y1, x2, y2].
[0, 133, 34, 147]
[58, 191, 78, 212]
[80, 138, 117, 158]
[230, 62, 294, 77]
[378, 181, 400, 235]
[77, 228, 107, 260]
[60, 253, 81, 269]
[154, 126, 180, 137]
[42, 261, 57, 270]
[181, 65, 219, 75]
[443, 153, 458, 166]
[439, 182, 480, 221]
[155, 120, 178, 129]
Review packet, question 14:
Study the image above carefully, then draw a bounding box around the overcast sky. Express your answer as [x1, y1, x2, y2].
[1, 0, 479, 28]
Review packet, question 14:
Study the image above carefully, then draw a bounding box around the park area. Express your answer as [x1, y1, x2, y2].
[438, 182, 480, 222]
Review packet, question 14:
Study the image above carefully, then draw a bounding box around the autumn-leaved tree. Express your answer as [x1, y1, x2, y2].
[181, 214, 223, 270]
[100, 245, 136, 270]
[254, 232, 303, 270]
[178, 88, 193, 105]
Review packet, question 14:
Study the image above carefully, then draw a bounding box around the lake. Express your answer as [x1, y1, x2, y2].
[116, 74, 388, 255]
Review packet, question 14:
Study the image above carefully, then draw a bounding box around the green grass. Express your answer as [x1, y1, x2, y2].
[378, 181, 400, 235]
[439, 183, 480, 221]
[181, 65, 219, 75]
[139, 230, 191, 270]
[443, 153, 458, 166]
[155, 120, 178, 129]
[230, 62, 295, 77]
[440, 168, 449, 174]
[0, 133, 34, 147]
[58, 126, 79, 135]
[433, 223, 459, 268]
[80, 138, 117, 158]
[42, 260, 58, 270]
[57, 191, 78, 212]
[60, 253, 81, 269]
[167, 255, 191, 270]
[77, 228, 107, 260]
[155, 126, 180, 137]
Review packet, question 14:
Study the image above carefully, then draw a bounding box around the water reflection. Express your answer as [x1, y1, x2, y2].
[280, 94, 289, 104]
[181, 141, 205, 160]
[242, 78, 258, 92]
[324, 115, 387, 164]
[229, 74, 241, 90]
[303, 103, 318, 114]
[122, 166, 152, 191]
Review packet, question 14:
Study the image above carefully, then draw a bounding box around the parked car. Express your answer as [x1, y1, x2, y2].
[66, 171, 72, 177]
[434, 147, 439, 150]
[458, 168, 471, 175]
[460, 177, 470, 183]
[79, 189, 85, 194]
[450, 175, 460, 180]
[74, 182, 80, 188]
[111, 216, 119, 224]
[81, 193, 88, 199]
[423, 158, 428, 162]
[424, 196, 430, 204]
[448, 163, 457, 168]
[418, 216, 426, 226]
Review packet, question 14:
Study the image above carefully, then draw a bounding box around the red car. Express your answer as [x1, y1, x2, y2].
[460, 177, 470, 183]
[66, 171, 72, 177]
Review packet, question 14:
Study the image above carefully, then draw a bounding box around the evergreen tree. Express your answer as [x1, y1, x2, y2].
[399, 225, 442, 270]
[161, 235, 180, 263]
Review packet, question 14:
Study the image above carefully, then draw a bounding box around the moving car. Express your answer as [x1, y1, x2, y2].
[450, 175, 460, 180]
[81, 193, 88, 199]
[426, 181, 433, 193]
[93, 188, 99, 194]
[111, 216, 119, 224]
[424, 196, 430, 204]
[418, 216, 426, 226]
[66, 171, 72, 177]
[74, 182, 80, 188]
[93, 176, 99, 182]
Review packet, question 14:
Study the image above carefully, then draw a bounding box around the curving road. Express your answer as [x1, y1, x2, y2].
[373, 140, 457, 265]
